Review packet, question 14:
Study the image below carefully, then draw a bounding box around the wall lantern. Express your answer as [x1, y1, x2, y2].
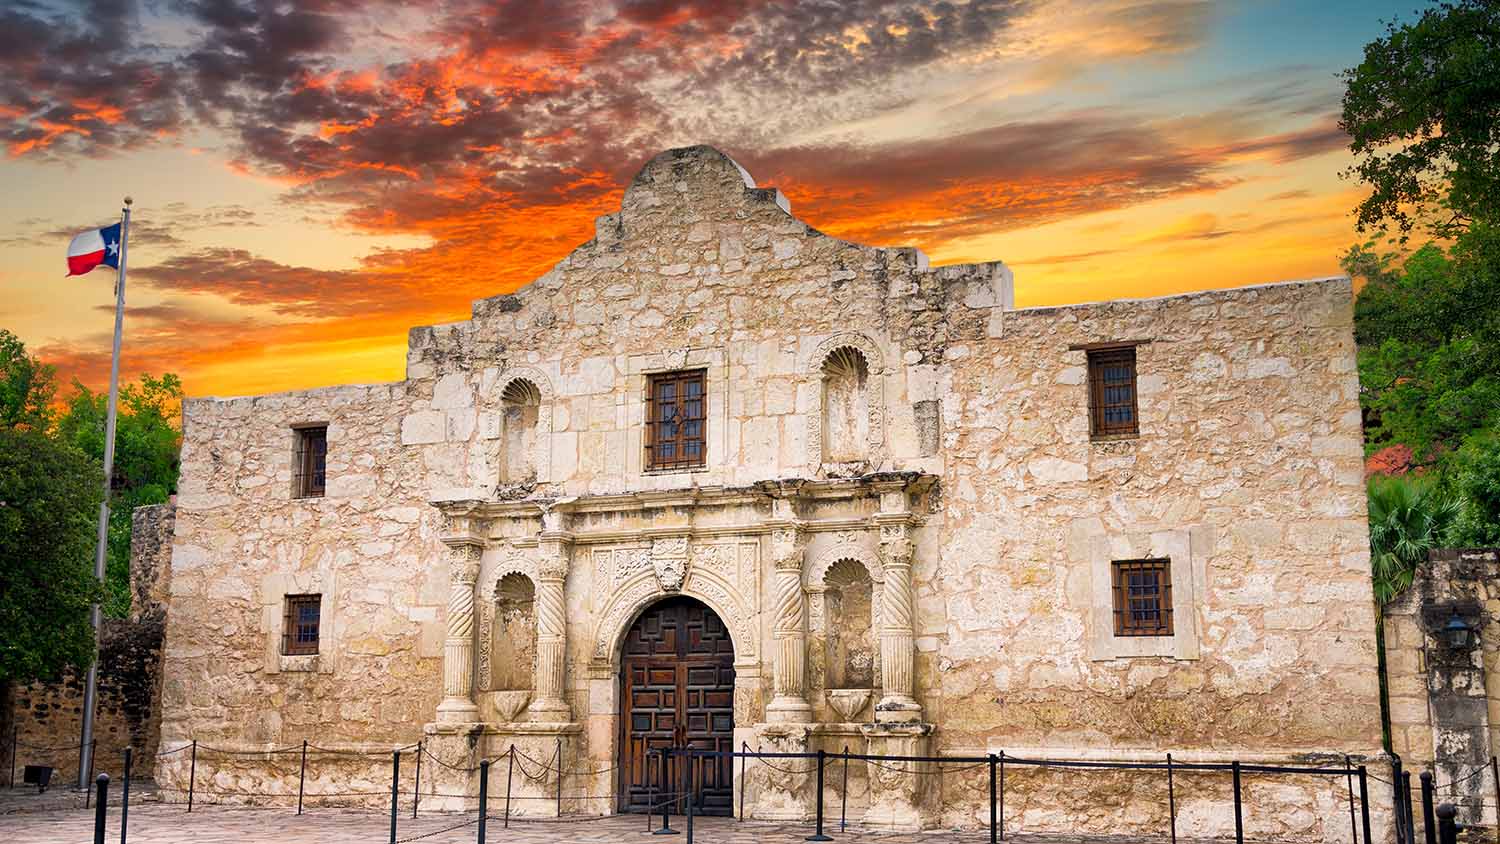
[1441, 610, 1477, 651]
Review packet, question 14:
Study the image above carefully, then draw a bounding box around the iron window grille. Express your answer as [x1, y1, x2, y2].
[293, 426, 327, 498]
[646, 369, 707, 471]
[1112, 558, 1173, 636]
[282, 594, 321, 655]
[1087, 347, 1140, 439]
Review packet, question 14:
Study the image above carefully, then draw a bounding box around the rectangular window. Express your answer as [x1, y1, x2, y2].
[293, 426, 328, 498]
[1087, 347, 1139, 438]
[646, 369, 707, 471]
[282, 594, 321, 655]
[1111, 559, 1173, 637]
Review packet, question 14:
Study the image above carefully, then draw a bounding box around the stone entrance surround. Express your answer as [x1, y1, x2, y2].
[421, 473, 937, 825]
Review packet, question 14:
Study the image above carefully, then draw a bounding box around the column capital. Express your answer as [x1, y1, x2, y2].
[446, 543, 483, 583]
[771, 525, 806, 572]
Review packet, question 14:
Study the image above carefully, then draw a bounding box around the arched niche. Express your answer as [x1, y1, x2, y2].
[806, 333, 885, 474]
[490, 572, 536, 692]
[490, 368, 553, 489]
[822, 557, 876, 689]
[500, 378, 541, 484]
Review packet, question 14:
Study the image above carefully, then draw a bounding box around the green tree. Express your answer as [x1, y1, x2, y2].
[1453, 438, 1500, 545]
[1347, 228, 1500, 468]
[1367, 474, 1463, 604]
[0, 329, 56, 431]
[1341, 0, 1500, 239]
[57, 374, 183, 617]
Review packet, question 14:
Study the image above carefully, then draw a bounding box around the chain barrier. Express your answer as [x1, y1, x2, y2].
[392, 815, 479, 843]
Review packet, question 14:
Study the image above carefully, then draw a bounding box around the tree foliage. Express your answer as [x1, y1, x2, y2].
[1341, 0, 1500, 239]
[0, 329, 56, 432]
[0, 426, 103, 683]
[56, 373, 183, 617]
[1348, 226, 1500, 469]
[1367, 474, 1462, 604]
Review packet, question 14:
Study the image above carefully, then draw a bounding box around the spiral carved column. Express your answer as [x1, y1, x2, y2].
[528, 537, 573, 722]
[876, 527, 921, 722]
[437, 544, 482, 722]
[767, 526, 812, 722]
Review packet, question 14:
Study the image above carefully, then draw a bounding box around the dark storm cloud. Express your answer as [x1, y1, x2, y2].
[132, 247, 379, 316]
[0, 0, 184, 157]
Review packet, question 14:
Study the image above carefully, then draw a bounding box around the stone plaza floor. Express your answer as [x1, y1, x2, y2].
[0, 800, 1019, 844]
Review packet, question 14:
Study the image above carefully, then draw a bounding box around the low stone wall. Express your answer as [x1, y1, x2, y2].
[2, 504, 174, 787]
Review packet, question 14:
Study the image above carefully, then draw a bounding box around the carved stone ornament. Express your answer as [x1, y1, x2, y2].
[651, 536, 690, 592]
[663, 347, 690, 370]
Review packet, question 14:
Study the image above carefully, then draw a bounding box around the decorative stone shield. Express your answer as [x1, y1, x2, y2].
[651, 536, 689, 592]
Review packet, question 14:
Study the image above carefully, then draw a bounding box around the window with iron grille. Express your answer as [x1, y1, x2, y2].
[293, 426, 327, 498]
[1111, 559, 1173, 636]
[282, 594, 321, 655]
[646, 369, 707, 471]
[1087, 347, 1139, 438]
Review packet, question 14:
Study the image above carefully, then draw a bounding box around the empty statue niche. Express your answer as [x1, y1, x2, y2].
[500, 378, 541, 485]
[491, 573, 536, 692]
[821, 346, 869, 464]
[824, 557, 876, 689]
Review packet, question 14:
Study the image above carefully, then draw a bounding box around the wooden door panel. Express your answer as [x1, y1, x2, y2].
[619, 597, 736, 816]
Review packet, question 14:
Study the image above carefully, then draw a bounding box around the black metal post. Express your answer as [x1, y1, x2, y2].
[807, 748, 831, 842]
[999, 750, 1006, 842]
[1403, 771, 1417, 844]
[477, 758, 489, 844]
[739, 743, 749, 822]
[648, 752, 658, 832]
[1167, 753, 1177, 844]
[1345, 756, 1357, 844]
[297, 740, 306, 816]
[1358, 765, 1374, 844]
[187, 740, 196, 813]
[840, 746, 850, 834]
[504, 746, 515, 830]
[93, 773, 109, 844]
[1492, 756, 1499, 829]
[413, 739, 421, 819]
[1421, 771, 1437, 844]
[9, 726, 16, 789]
[121, 746, 132, 844]
[1393, 757, 1407, 844]
[988, 754, 997, 844]
[555, 736, 563, 818]
[89, 738, 97, 788]
[389, 750, 399, 844]
[1232, 760, 1244, 844]
[1436, 803, 1457, 844]
[685, 752, 695, 844]
[655, 747, 677, 835]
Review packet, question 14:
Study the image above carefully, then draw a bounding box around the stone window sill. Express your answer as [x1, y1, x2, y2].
[278, 654, 322, 673]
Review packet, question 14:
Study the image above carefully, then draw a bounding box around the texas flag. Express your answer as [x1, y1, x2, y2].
[66, 223, 122, 276]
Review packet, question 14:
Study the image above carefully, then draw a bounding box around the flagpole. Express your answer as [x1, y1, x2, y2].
[78, 196, 130, 790]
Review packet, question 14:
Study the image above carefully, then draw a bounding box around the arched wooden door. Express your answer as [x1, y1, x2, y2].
[618, 596, 735, 815]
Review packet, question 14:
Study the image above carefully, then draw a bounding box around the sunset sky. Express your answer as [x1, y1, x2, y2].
[1, 0, 1418, 399]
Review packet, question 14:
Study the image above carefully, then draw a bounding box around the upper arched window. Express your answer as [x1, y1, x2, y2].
[821, 347, 870, 463]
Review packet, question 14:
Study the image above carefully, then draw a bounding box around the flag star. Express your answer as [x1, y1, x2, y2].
[106, 239, 119, 257]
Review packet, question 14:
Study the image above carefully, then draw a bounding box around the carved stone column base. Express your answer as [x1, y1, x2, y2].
[526, 697, 572, 724]
[860, 721, 934, 830]
[742, 723, 815, 820]
[436, 698, 480, 723]
[765, 695, 813, 723]
[874, 693, 922, 724]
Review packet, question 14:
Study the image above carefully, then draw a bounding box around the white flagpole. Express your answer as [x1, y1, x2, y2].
[78, 196, 130, 790]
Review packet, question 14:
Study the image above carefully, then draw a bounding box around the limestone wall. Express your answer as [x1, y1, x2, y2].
[155, 145, 1383, 834]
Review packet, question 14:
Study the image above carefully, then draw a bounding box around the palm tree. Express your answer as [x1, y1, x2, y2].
[1367, 475, 1462, 604]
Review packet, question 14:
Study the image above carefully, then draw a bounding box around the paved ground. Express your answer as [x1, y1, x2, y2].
[2, 800, 1034, 844]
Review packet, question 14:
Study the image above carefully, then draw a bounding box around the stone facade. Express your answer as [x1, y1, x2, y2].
[4, 503, 174, 786]
[155, 146, 1384, 838]
[1384, 548, 1500, 831]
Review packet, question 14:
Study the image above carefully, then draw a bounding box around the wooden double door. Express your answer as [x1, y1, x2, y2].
[618, 596, 736, 815]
